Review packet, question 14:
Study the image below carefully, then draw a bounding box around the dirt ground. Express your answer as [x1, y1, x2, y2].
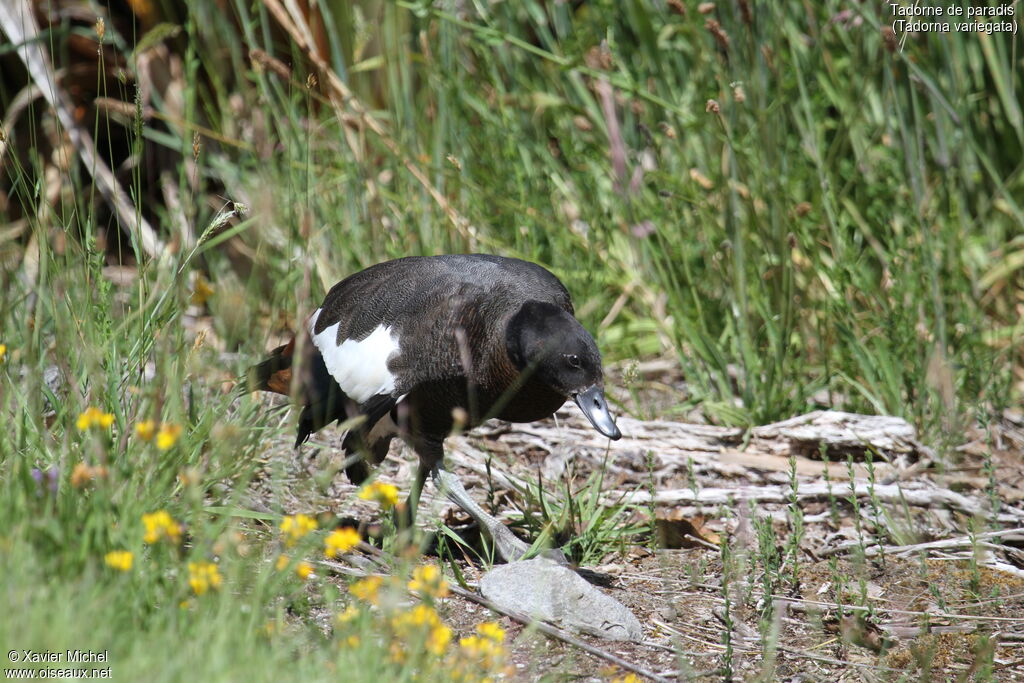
[246, 374, 1024, 681]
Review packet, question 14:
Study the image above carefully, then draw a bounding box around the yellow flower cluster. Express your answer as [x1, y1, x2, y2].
[156, 423, 182, 450]
[142, 510, 183, 545]
[390, 604, 452, 656]
[280, 513, 318, 547]
[0, 343, 7, 362]
[407, 563, 450, 599]
[70, 462, 109, 488]
[335, 569, 511, 677]
[191, 275, 215, 305]
[348, 575, 384, 605]
[324, 527, 361, 558]
[76, 407, 114, 431]
[608, 674, 641, 683]
[135, 420, 182, 450]
[275, 555, 313, 581]
[335, 605, 360, 625]
[188, 561, 223, 595]
[458, 621, 508, 671]
[104, 550, 133, 572]
[135, 420, 156, 440]
[358, 481, 400, 509]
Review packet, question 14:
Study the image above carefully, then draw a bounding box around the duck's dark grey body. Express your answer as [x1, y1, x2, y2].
[253, 254, 620, 561]
[311, 255, 574, 441]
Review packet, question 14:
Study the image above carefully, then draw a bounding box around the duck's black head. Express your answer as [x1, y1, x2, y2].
[506, 300, 621, 440]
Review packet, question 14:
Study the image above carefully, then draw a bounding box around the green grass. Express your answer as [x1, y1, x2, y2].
[1, 0, 1021, 679]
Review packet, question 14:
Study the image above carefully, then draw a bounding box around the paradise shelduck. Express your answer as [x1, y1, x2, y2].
[251, 254, 621, 561]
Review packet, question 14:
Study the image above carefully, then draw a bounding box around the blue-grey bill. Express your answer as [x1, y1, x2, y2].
[574, 385, 622, 440]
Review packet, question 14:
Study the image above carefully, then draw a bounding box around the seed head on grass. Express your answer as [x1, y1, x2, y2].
[358, 481, 399, 509]
[76, 406, 114, 431]
[188, 561, 223, 595]
[104, 550, 133, 572]
[280, 513, 318, 546]
[408, 563, 450, 599]
[142, 510, 183, 545]
[70, 462, 109, 488]
[324, 527, 360, 558]
[177, 467, 201, 487]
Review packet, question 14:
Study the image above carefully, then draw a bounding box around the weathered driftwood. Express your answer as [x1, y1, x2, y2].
[601, 481, 985, 515]
[441, 409, 1024, 526]
[468, 408, 918, 483]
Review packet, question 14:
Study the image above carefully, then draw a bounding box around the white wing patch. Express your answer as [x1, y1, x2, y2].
[309, 308, 401, 404]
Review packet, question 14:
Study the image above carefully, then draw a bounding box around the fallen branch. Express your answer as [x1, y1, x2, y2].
[602, 481, 990, 517]
[817, 526, 1024, 558]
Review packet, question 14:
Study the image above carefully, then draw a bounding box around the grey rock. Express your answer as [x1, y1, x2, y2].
[479, 558, 643, 641]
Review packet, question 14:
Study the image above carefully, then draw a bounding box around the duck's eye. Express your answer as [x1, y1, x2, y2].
[566, 354, 581, 369]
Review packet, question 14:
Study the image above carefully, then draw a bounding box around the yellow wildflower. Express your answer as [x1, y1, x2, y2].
[191, 275, 215, 305]
[142, 510, 183, 545]
[476, 621, 506, 642]
[275, 555, 291, 571]
[392, 603, 442, 632]
[609, 674, 641, 683]
[76, 406, 114, 431]
[280, 513, 318, 547]
[427, 624, 453, 655]
[104, 550, 133, 572]
[70, 462, 108, 488]
[155, 423, 182, 450]
[335, 605, 360, 626]
[343, 635, 359, 648]
[459, 632, 506, 667]
[358, 481, 400, 509]
[386, 604, 453, 655]
[295, 561, 313, 581]
[188, 561, 223, 595]
[0, 344, 7, 362]
[135, 420, 156, 441]
[324, 527, 360, 558]
[349, 575, 383, 605]
[408, 563, 450, 599]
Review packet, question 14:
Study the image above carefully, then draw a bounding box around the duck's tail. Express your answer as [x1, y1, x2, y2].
[246, 338, 295, 395]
